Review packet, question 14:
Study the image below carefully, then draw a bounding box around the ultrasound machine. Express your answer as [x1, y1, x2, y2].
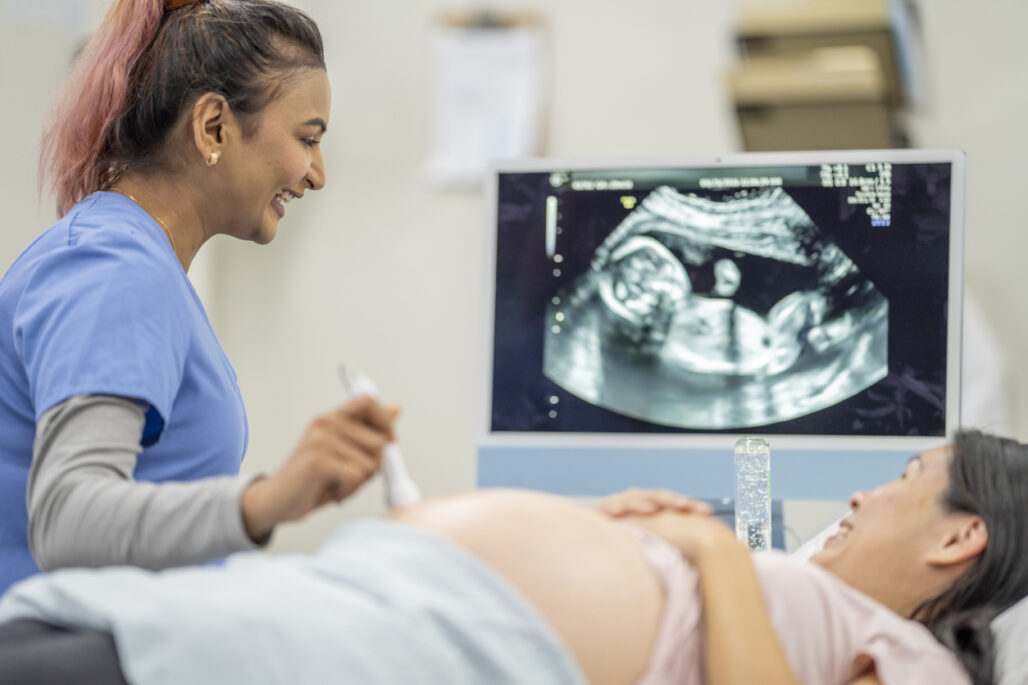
[478, 150, 966, 510]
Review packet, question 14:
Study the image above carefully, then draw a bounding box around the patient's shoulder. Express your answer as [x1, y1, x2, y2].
[751, 552, 970, 685]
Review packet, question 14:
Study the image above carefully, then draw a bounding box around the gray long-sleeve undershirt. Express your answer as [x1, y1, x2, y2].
[27, 394, 263, 572]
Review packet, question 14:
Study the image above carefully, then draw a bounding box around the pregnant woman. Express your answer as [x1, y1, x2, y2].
[1, 430, 1025, 685]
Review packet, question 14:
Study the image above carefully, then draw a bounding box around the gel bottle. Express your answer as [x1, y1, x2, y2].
[734, 436, 771, 551]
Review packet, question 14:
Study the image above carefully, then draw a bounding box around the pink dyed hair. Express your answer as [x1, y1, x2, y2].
[38, 0, 165, 217]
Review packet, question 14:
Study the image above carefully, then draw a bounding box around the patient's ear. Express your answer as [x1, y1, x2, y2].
[926, 514, 987, 567]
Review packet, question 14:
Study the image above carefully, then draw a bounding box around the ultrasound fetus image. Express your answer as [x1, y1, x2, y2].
[543, 185, 888, 429]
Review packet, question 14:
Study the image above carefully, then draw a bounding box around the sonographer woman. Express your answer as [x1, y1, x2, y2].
[0, 0, 395, 595]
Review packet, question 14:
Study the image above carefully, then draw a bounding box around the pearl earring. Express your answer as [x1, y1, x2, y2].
[207, 152, 220, 167]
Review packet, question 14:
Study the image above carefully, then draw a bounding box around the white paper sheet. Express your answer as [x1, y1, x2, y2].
[426, 25, 546, 191]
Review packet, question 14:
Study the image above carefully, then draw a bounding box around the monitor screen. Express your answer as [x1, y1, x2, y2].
[484, 151, 964, 450]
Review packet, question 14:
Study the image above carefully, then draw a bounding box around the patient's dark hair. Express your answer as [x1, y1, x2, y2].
[912, 430, 1028, 685]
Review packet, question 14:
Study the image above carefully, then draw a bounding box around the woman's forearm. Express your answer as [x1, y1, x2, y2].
[626, 511, 799, 685]
[694, 537, 798, 685]
[27, 395, 261, 571]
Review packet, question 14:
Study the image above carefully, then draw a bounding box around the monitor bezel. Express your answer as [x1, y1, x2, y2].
[480, 149, 966, 453]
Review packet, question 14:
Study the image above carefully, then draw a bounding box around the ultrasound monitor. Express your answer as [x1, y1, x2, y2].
[478, 150, 966, 499]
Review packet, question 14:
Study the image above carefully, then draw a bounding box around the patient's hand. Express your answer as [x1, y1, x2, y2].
[629, 510, 740, 562]
[597, 488, 713, 518]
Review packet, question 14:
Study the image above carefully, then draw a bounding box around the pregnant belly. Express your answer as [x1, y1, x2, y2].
[391, 489, 664, 685]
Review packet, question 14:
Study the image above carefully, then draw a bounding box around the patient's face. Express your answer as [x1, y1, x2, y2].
[811, 445, 953, 599]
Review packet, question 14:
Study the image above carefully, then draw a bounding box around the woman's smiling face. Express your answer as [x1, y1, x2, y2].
[220, 67, 331, 244]
[812, 445, 955, 599]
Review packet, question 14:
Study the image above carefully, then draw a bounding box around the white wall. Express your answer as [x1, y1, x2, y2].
[2, 1, 1026, 555]
[0, 7, 86, 270]
[211, 0, 741, 551]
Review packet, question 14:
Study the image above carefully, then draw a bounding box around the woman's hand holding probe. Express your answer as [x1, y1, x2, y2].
[240, 396, 400, 542]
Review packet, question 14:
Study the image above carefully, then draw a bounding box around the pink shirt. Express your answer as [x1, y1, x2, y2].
[623, 524, 971, 685]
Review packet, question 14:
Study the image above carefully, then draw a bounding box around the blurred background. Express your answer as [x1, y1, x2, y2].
[1, 0, 1024, 553]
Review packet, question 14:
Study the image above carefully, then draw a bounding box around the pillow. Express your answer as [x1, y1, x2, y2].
[993, 594, 1028, 684]
[790, 514, 845, 562]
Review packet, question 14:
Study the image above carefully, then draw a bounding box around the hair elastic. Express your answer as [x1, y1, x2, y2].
[166, 0, 206, 10]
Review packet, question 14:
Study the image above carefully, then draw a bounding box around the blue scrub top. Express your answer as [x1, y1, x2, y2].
[0, 192, 249, 594]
